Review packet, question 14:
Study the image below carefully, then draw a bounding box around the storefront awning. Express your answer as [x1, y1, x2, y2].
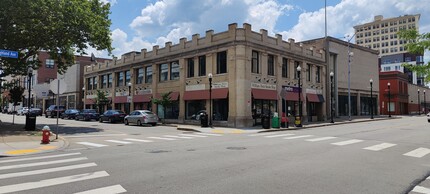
[85, 98, 95, 105]
[134, 94, 152, 103]
[252, 89, 278, 100]
[155, 91, 179, 100]
[113, 96, 127, 103]
[306, 93, 325, 102]
[283, 92, 303, 101]
[183, 89, 228, 100]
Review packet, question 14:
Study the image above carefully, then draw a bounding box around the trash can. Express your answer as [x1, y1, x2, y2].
[25, 112, 37, 131]
[271, 112, 280, 128]
[262, 114, 270, 129]
[200, 112, 209, 127]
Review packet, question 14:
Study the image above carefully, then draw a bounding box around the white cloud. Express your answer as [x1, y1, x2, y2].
[245, 0, 293, 34]
[110, 28, 153, 57]
[99, 0, 118, 6]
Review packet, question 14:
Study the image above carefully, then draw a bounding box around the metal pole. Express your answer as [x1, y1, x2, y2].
[388, 84, 391, 117]
[348, 42, 351, 121]
[56, 78, 60, 139]
[425, 90, 426, 114]
[418, 89, 420, 115]
[209, 77, 212, 127]
[370, 80, 373, 119]
[330, 73, 334, 123]
[297, 67, 302, 127]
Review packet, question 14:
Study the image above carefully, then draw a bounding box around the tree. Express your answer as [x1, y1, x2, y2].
[8, 86, 24, 111]
[398, 29, 430, 82]
[152, 91, 175, 124]
[95, 90, 109, 114]
[0, 0, 113, 76]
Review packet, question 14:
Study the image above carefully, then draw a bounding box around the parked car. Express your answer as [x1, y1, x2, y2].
[28, 108, 43, 116]
[99, 110, 126, 123]
[427, 112, 430, 122]
[61, 109, 79, 119]
[191, 110, 207, 120]
[75, 109, 99, 121]
[17, 107, 29, 116]
[45, 105, 66, 118]
[2, 106, 8, 113]
[124, 110, 158, 126]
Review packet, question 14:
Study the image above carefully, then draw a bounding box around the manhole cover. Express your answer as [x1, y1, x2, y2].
[131, 133, 141, 135]
[186, 149, 196, 151]
[148, 150, 170, 153]
[226, 147, 246, 150]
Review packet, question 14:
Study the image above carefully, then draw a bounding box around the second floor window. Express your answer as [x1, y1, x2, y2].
[46, 59, 54, 68]
[217, 51, 227, 74]
[187, 58, 194, 78]
[145, 66, 152, 83]
[282, 58, 288, 78]
[170, 61, 180, 80]
[107, 74, 112, 88]
[307, 64, 311, 81]
[136, 68, 144, 84]
[125, 70, 131, 85]
[116, 71, 124, 87]
[268, 54, 274, 76]
[159, 63, 168, 82]
[316, 66, 321, 83]
[252, 50, 259, 73]
[198, 55, 206, 76]
[101, 75, 107, 89]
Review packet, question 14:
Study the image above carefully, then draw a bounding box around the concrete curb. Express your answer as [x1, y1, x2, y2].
[0, 133, 69, 157]
[177, 127, 201, 133]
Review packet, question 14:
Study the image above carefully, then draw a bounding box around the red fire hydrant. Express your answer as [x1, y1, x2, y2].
[41, 126, 51, 144]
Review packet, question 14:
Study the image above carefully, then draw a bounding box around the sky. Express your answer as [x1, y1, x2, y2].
[93, 0, 430, 62]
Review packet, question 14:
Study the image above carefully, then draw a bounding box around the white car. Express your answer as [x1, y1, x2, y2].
[17, 107, 29, 115]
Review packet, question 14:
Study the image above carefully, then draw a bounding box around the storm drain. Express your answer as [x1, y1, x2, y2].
[148, 150, 171, 153]
[226, 147, 246, 150]
[131, 133, 141, 135]
[186, 149, 196, 152]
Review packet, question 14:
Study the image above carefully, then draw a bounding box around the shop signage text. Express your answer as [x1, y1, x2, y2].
[251, 83, 276, 90]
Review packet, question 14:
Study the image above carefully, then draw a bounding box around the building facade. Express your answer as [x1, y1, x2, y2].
[84, 23, 327, 127]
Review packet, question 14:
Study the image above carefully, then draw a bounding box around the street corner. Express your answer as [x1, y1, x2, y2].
[0, 136, 68, 157]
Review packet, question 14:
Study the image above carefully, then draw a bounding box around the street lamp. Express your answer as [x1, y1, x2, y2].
[127, 82, 132, 114]
[348, 51, 354, 121]
[296, 66, 302, 127]
[418, 89, 420, 115]
[424, 90, 427, 114]
[208, 73, 213, 127]
[388, 82, 391, 117]
[82, 87, 85, 109]
[330, 71, 334, 123]
[370, 79, 373, 119]
[25, 66, 34, 131]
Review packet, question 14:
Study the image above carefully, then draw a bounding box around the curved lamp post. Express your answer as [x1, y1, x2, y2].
[296, 66, 302, 127]
[82, 87, 85, 109]
[370, 79, 373, 119]
[330, 71, 334, 123]
[208, 73, 213, 127]
[25, 66, 33, 131]
[388, 82, 391, 117]
[128, 82, 132, 114]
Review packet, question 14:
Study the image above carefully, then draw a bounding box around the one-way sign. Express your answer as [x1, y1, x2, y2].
[0, 49, 18, 58]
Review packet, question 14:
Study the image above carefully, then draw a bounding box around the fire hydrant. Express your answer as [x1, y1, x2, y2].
[41, 125, 51, 144]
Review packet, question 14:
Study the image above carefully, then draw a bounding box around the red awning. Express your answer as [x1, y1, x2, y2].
[183, 89, 229, 100]
[85, 99, 95, 105]
[251, 89, 278, 100]
[113, 96, 127, 103]
[306, 93, 324, 102]
[155, 92, 179, 100]
[133, 94, 152, 103]
[284, 92, 304, 101]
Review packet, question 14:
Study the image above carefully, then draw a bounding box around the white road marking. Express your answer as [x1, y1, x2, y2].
[123, 138, 153, 143]
[147, 137, 177, 141]
[0, 171, 109, 194]
[363, 143, 396, 151]
[283, 135, 313, 140]
[105, 140, 132, 144]
[76, 142, 109, 148]
[75, 184, 127, 194]
[164, 135, 193, 139]
[331, 139, 364, 146]
[306, 137, 337, 142]
[0, 153, 81, 164]
[249, 132, 281, 137]
[180, 134, 207, 138]
[264, 134, 295, 138]
[412, 185, 430, 194]
[403, 147, 430, 158]
[0, 157, 87, 171]
[195, 133, 223, 136]
[66, 134, 127, 138]
[0, 163, 97, 180]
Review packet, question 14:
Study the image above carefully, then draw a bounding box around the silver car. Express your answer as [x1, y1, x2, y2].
[124, 110, 159, 126]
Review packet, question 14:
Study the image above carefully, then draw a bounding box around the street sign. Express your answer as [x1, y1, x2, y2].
[0, 49, 18, 58]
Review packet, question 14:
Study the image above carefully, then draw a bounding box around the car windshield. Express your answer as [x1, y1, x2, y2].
[83, 109, 97, 113]
[113, 111, 125, 114]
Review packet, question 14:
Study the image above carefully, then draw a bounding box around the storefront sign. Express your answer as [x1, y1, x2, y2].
[306, 89, 322, 94]
[213, 82, 228, 89]
[186, 84, 205, 91]
[115, 91, 128, 96]
[137, 89, 152, 95]
[283, 86, 300, 93]
[251, 83, 276, 90]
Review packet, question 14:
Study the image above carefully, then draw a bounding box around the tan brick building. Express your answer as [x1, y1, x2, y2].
[84, 23, 326, 127]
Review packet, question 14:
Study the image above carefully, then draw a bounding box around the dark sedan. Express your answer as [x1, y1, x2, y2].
[61, 109, 79, 119]
[28, 108, 43, 116]
[75, 109, 100, 121]
[99, 110, 126, 123]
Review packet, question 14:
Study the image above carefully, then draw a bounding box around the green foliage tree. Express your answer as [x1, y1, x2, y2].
[398, 29, 430, 82]
[8, 86, 24, 107]
[95, 90, 109, 113]
[152, 91, 175, 124]
[0, 0, 113, 76]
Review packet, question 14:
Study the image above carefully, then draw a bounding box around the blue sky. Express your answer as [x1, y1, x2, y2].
[95, 0, 430, 61]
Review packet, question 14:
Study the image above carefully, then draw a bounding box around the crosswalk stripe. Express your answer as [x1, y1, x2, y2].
[164, 135, 193, 139]
[147, 137, 177, 141]
[0, 153, 81, 164]
[180, 134, 207, 138]
[403, 148, 430, 158]
[331, 139, 363, 146]
[0, 163, 97, 180]
[265, 134, 295, 138]
[196, 133, 223, 136]
[75, 184, 127, 194]
[76, 142, 109, 147]
[105, 140, 132, 144]
[412, 185, 430, 194]
[0, 171, 109, 194]
[123, 138, 153, 143]
[363, 143, 396, 151]
[306, 137, 337, 142]
[0, 157, 87, 171]
[67, 134, 127, 138]
[249, 133, 280, 137]
[283, 135, 313, 140]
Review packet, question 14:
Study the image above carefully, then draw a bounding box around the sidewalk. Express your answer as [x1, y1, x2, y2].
[177, 116, 397, 134]
[0, 122, 67, 157]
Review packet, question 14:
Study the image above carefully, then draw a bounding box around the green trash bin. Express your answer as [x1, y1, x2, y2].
[271, 113, 280, 128]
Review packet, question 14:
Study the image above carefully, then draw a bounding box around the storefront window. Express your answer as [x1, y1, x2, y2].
[186, 100, 206, 120]
[170, 61, 180, 80]
[213, 99, 228, 121]
[252, 99, 278, 125]
[159, 63, 168, 82]
[158, 102, 179, 119]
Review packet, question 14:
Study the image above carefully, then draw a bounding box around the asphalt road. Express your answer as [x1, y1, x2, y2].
[0, 114, 429, 193]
